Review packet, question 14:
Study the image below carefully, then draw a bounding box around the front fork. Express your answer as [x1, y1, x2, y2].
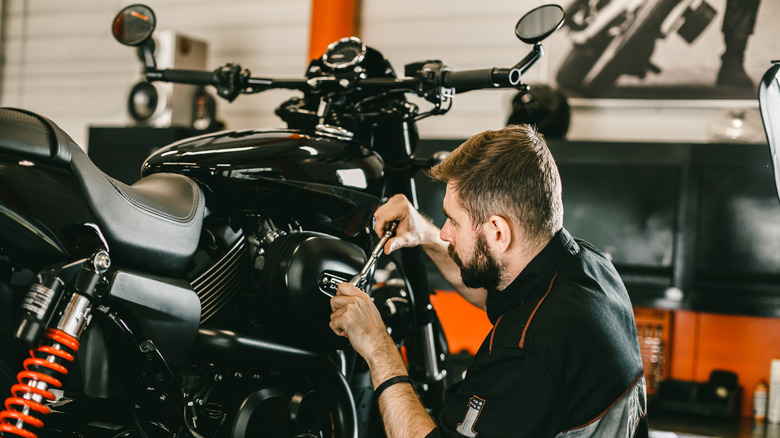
[0, 251, 110, 438]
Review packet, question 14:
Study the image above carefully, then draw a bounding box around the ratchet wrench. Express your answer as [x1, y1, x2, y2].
[349, 221, 399, 291]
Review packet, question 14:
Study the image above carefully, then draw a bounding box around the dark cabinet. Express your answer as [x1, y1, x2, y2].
[87, 126, 207, 185]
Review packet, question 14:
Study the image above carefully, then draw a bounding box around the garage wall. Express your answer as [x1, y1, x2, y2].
[0, 0, 312, 147]
[359, 0, 544, 143]
[0, 0, 771, 149]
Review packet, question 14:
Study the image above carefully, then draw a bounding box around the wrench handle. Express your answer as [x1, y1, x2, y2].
[349, 221, 400, 289]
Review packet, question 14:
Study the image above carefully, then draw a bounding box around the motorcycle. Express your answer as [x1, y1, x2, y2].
[0, 4, 564, 438]
[759, 60, 780, 202]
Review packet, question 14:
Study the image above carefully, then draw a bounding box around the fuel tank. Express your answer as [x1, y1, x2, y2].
[143, 129, 384, 237]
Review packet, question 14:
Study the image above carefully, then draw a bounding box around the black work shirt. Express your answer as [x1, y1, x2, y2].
[427, 228, 648, 437]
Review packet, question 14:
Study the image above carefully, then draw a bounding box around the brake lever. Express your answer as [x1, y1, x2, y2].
[349, 221, 399, 291]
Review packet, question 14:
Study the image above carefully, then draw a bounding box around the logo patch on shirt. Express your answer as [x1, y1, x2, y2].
[456, 395, 485, 437]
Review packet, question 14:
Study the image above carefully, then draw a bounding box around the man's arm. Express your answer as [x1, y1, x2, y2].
[374, 194, 487, 310]
[330, 282, 436, 438]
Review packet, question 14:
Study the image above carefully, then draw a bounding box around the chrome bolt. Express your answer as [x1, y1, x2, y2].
[94, 251, 111, 272]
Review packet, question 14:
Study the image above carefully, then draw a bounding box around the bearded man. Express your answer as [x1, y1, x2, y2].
[330, 124, 648, 437]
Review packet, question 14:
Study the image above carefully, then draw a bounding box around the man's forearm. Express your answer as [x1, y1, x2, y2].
[378, 381, 437, 438]
[368, 338, 437, 438]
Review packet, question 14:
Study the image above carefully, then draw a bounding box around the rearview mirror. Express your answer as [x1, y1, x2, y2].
[515, 4, 565, 45]
[112, 4, 156, 47]
[759, 60, 780, 203]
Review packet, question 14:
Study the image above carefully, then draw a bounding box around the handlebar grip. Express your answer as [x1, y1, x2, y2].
[148, 69, 215, 86]
[442, 69, 496, 89]
[442, 68, 521, 89]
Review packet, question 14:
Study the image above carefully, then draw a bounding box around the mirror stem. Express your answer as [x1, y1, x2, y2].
[138, 41, 157, 70]
[512, 43, 543, 77]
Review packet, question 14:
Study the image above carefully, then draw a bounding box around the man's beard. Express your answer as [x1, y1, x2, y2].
[448, 233, 504, 291]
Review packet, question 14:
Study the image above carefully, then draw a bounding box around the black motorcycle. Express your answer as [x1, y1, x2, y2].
[0, 4, 564, 438]
[760, 60, 780, 202]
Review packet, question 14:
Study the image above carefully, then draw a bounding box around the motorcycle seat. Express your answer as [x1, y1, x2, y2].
[0, 108, 205, 273]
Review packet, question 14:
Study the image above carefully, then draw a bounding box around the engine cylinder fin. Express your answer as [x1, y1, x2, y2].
[191, 236, 250, 323]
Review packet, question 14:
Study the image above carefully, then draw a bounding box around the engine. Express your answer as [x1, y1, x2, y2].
[187, 216, 367, 349]
[179, 363, 333, 438]
[257, 224, 368, 350]
[175, 217, 371, 437]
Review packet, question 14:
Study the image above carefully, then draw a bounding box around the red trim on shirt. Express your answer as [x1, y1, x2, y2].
[519, 274, 557, 348]
[488, 315, 504, 354]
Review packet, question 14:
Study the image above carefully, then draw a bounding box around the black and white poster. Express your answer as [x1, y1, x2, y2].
[549, 0, 776, 99]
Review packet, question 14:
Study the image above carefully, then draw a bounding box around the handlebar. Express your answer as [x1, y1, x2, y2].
[440, 43, 541, 90]
[142, 52, 535, 103]
[146, 69, 216, 85]
[442, 68, 522, 90]
[145, 64, 310, 101]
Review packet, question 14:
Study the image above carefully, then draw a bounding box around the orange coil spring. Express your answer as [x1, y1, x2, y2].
[0, 329, 80, 438]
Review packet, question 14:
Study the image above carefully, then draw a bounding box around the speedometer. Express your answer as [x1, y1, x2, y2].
[322, 37, 367, 70]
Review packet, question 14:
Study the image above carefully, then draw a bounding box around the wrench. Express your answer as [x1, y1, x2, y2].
[349, 221, 399, 291]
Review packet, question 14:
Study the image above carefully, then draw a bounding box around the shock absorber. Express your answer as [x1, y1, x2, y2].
[0, 251, 110, 438]
[0, 329, 80, 438]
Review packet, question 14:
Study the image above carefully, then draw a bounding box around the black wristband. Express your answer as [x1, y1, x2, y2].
[374, 375, 412, 400]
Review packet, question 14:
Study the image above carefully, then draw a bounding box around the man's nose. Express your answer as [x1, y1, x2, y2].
[440, 221, 453, 244]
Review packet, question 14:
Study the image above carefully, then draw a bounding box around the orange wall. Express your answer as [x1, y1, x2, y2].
[430, 290, 491, 354]
[670, 310, 780, 418]
[432, 291, 780, 418]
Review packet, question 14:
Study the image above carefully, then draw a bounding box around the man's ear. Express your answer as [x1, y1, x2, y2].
[484, 215, 512, 253]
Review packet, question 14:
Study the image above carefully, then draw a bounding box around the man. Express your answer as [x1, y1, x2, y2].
[330, 124, 648, 437]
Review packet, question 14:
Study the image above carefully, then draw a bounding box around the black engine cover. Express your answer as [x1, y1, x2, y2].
[259, 232, 366, 350]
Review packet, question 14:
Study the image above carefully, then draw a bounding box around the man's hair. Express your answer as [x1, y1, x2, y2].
[429, 124, 563, 240]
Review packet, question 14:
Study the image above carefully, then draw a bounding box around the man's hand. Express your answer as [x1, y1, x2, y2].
[329, 282, 394, 361]
[373, 194, 441, 254]
[374, 193, 487, 310]
[329, 282, 436, 438]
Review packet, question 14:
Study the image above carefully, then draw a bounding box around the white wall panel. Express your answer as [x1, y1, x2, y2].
[1, 0, 312, 147]
[359, 0, 556, 140]
[1, 0, 773, 147]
